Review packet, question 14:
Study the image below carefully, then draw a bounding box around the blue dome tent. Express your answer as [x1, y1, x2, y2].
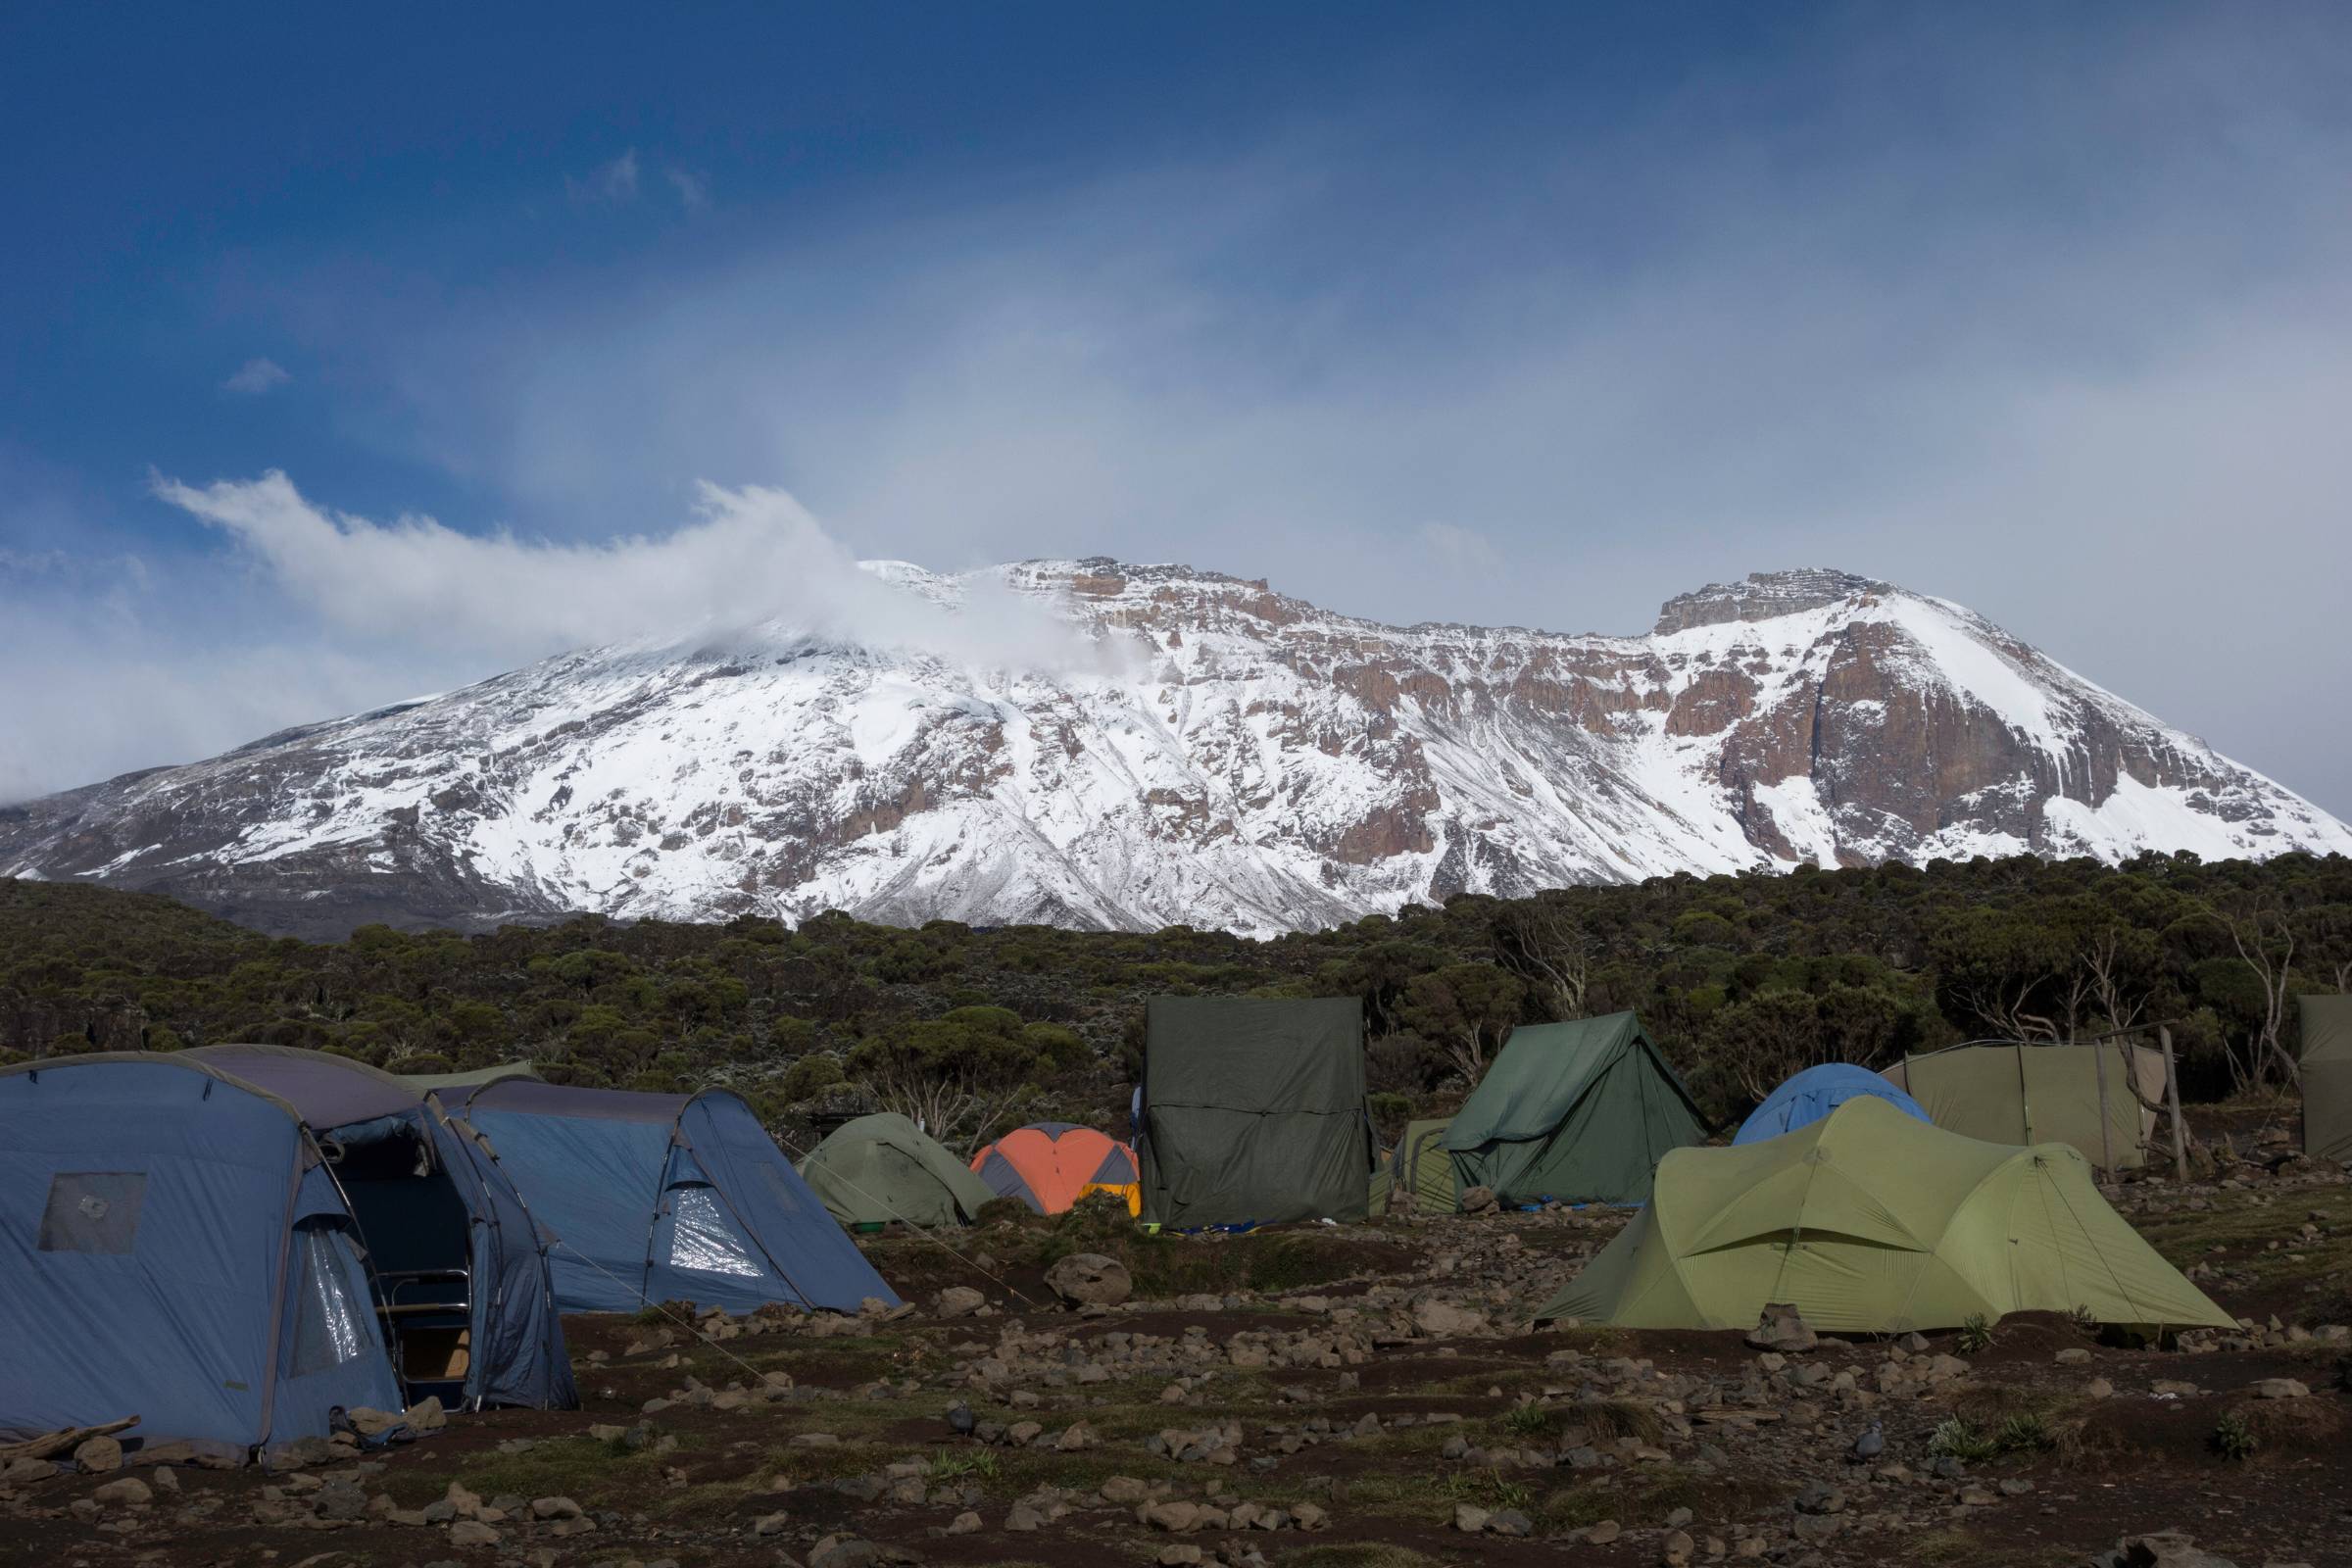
[1735, 1062, 1929, 1145]
[188, 1045, 576, 1414]
[1, 1054, 405, 1461]
[436, 1078, 898, 1316]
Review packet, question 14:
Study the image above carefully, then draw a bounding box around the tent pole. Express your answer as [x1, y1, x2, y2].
[2160, 1024, 2188, 1183]
[2093, 1036, 2113, 1177]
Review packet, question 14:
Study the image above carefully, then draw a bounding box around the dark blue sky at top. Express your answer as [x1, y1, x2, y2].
[3, 3, 2349, 811]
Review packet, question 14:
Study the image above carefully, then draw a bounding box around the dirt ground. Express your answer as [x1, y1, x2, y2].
[5, 1150, 2351, 1568]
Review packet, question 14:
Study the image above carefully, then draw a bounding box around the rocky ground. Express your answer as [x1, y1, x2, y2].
[5, 1152, 2351, 1568]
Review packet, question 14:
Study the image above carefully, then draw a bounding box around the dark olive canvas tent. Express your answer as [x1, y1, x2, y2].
[1138, 997, 1378, 1227]
[2299, 996, 2352, 1163]
[1444, 1013, 1706, 1206]
[1881, 1042, 2168, 1170]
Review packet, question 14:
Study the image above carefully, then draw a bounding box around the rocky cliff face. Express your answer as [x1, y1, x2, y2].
[3, 563, 2344, 938]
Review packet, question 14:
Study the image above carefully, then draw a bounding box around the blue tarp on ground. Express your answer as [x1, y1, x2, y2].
[0, 1055, 403, 1454]
[1734, 1062, 1930, 1145]
[444, 1080, 898, 1315]
[190, 1045, 575, 1413]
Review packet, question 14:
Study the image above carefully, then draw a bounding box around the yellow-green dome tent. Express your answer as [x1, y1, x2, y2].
[1538, 1096, 2231, 1333]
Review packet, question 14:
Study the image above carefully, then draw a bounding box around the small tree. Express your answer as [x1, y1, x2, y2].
[1397, 963, 1528, 1085]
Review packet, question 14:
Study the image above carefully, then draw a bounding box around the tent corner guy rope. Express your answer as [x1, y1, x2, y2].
[551, 1240, 826, 1392]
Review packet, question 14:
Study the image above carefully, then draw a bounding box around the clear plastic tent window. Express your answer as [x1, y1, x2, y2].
[37, 1171, 147, 1253]
[667, 1186, 767, 1279]
[288, 1225, 370, 1379]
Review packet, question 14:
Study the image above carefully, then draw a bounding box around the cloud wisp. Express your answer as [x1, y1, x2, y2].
[566, 148, 640, 205]
[220, 357, 290, 395]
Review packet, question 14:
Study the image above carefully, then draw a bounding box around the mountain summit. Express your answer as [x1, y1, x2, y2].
[4, 562, 2344, 937]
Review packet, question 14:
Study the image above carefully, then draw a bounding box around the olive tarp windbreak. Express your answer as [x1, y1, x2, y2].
[1139, 997, 1377, 1227]
[799, 1113, 999, 1229]
[1539, 1096, 2233, 1333]
[1882, 1043, 2166, 1170]
[2300, 995, 2352, 1163]
[1443, 1013, 1706, 1206]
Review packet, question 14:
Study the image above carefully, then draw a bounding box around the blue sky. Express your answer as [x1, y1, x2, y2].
[3, 3, 2349, 812]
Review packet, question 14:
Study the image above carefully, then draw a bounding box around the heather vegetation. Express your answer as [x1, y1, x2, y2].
[4, 851, 2348, 1153]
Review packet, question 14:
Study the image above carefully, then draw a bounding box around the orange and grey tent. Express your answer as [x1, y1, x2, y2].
[970, 1123, 1142, 1216]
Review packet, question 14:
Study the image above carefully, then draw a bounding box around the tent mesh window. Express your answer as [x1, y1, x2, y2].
[36, 1171, 147, 1253]
[667, 1187, 766, 1279]
[287, 1225, 371, 1379]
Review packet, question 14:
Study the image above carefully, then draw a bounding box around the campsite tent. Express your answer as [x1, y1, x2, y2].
[1883, 1042, 2167, 1170]
[1445, 1013, 1706, 1206]
[801, 1113, 1000, 1228]
[969, 1123, 1140, 1216]
[1390, 1117, 1461, 1214]
[1539, 1096, 2233, 1332]
[400, 1062, 543, 1095]
[1, 1054, 405, 1456]
[440, 1079, 896, 1315]
[1137, 997, 1378, 1228]
[1735, 1062, 1929, 1145]
[186, 1045, 575, 1412]
[2299, 995, 2352, 1163]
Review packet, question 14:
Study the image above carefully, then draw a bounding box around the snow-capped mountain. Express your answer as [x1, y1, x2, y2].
[4, 563, 2346, 938]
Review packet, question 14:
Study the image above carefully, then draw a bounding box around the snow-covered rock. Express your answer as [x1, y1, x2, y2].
[3, 562, 2343, 937]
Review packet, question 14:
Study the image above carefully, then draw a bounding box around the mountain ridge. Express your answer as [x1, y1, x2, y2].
[3, 562, 2344, 938]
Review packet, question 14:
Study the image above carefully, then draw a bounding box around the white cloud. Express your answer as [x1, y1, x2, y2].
[665, 166, 710, 212]
[566, 148, 640, 205]
[220, 357, 290, 395]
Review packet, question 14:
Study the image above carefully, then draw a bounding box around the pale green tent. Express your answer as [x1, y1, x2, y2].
[1539, 1097, 2232, 1332]
[1445, 1014, 1705, 1206]
[2299, 996, 2352, 1163]
[399, 1062, 543, 1095]
[1391, 1117, 1460, 1214]
[1882, 1042, 2167, 1170]
[798, 1113, 999, 1229]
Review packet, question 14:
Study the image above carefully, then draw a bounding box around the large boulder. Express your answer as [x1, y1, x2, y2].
[1046, 1252, 1134, 1308]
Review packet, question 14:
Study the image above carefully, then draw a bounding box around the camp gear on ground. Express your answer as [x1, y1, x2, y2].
[439, 1078, 896, 1315]
[1734, 1061, 1929, 1145]
[1882, 1042, 2169, 1169]
[1137, 997, 1378, 1228]
[1, 1054, 406, 1455]
[1444, 1012, 1706, 1206]
[799, 1112, 999, 1229]
[1538, 1096, 2232, 1332]
[969, 1122, 1141, 1215]
[189, 1044, 575, 1414]
[2299, 995, 2352, 1163]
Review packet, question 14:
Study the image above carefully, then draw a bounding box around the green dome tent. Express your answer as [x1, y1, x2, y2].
[1539, 1096, 2233, 1333]
[1444, 1013, 1706, 1206]
[799, 1113, 999, 1229]
[2299, 995, 2352, 1163]
[398, 1062, 543, 1095]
